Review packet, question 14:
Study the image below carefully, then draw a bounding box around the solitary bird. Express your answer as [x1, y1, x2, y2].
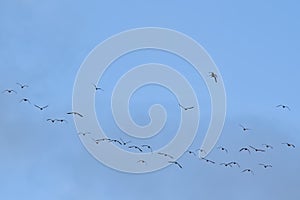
[128, 145, 143, 152]
[55, 119, 67, 123]
[141, 145, 152, 152]
[168, 161, 183, 169]
[282, 143, 295, 148]
[19, 98, 31, 104]
[34, 104, 49, 111]
[276, 104, 290, 111]
[220, 163, 232, 167]
[47, 118, 56, 123]
[178, 103, 194, 111]
[239, 147, 251, 154]
[262, 144, 273, 149]
[185, 150, 196, 156]
[2, 89, 17, 94]
[67, 112, 83, 117]
[109, 139, 122, 145]
[92, 138, 110, 144]
[259, 164, 272, 169]
[218, 146, 228, 153]
[249, 145, 266, 152]
[120, 138, 131, 146]
[209, 72, 218, 83]
[239, 124, 251, 132]
[137, 160, 147, 165]
[242, 169, 254, 175]
[93, 84, 104, 91]
[158, 152, 174, 159]
[16, 83, 29, 89]
[78, 132, 91, 136]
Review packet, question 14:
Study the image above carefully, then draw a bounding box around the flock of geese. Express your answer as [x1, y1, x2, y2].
[2, 73, 296, 174]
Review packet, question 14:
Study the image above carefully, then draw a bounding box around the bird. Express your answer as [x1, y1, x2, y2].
[55, 119, 68, 123]
[34, 104, 49, 111]
[19, 98, 31, 104]
[185, 150, 196, 156]
[16, 83, 29, 89]
[78, 132, 91, 136]
[209, 72, 218, 83]
[242, 169, 254, 175]
[201, 158, 215, 164]
[109, 139, 122, 145]
[47, 118, 56, 123]
[92, 138, 109, 144]
[120, 138, 131, 145]
[141, 145, 152, 152]
[196, 148, 207, 154]
[239, 124, 251, 132]
[128, 145, 143, 152]
[178, 103, 194, 111]
[93, 84, 104, 91]
[2, 89, 17, 94]
[228, 161, 240, 168]
[67, 111, 83, 117]
[158, 152, 174, 159]
[239, 147, 251, 154]
[276, 104, 290, 111]
[137, 160, 147, 165]
[220, 163, 232, 167]
[168, 161, 183, 169]
[218, 146, 228, 153]
[262, 144, 273, 149]
[282, 143, 295, 148]
[259, 164, 272, 169]
[249, 145, 266, 152]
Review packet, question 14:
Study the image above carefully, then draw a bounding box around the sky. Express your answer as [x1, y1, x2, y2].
[1, 0, 300, 199]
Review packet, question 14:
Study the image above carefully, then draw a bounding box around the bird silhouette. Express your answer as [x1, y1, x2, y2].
[282, 143, 295, 148]
[92, 138, 109, 144]
[120, 138, 131, 145]
[201, 158, 215, 164]
[55, 119, 67, 123]
[259, 163, 272, 169]
[109, 139, 122, 145]
[220, 163, 232, 167]
[137, 160, 147, 165]
[239, 124, 251, 132]
[169, 161, 183, 169]
[228, 161, 240, 168]
[158, 152, 174, 159]
[242, 169, 254, 175]
[239, 147, 251, 154]
[78, 132, 91, 136]
[16, 83, 29, 89]
[218, 146, 228, 153]
[128, 145, 143, 152]
[178, 103, 194, 111]
[262, 144, 273, 149]
[67, 111, 83, 117]
[249, 145, 266, 152]
[19, 98, 31, 104]
[93, 84, 104, 91]
[2, 89, 17, 94]
[209, 72, 218, 83]
[47, 118, 56, 123]
[34, 104, 48, 111]
[276, 104, 290, 111]
[141, 145, 152, 152]
[185, 150, 196, 156]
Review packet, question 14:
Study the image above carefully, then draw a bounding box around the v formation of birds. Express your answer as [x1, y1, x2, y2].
[2, 75, 296, 173]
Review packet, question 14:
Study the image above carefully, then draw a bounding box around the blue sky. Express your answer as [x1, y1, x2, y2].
[1, 0, 300, 199]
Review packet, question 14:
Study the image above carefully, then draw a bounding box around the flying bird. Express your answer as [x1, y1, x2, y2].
[158, 152, 174, 159]
[141, 145, 152, 152]
[67, 112, 83, 117]
[218, 146, 228, 153]
[228, 161, 240, 168]
[259, 164, 272, 169]
[220, 163, 232, 167]
[93, 84, 104, 91]
[109, 139, 122, 145]
[34, 104, 49, 111]
[185, 150, 196, 156]
[137, 160, 147, 165]
[262, 144, 273, 149]
[55, 119, 68, 123]
[78, 132, 91, 136]
[239, 147, 251, 154]
[19, 98, 31, 104]
[242, 169, 254, 175]
[178, 103, 194, 111]
[128, 145, 143, 152]
[168, 161, 183, 169]
[2, 89, 17, 94]
[249, 145, 266, 152]
[120, 138, 131, 145]
[209, 72, 218, 83]
[239, 124, 251, 132]
[276, 104, 290, 111]
[16, 83, 29, 89]
[201, 158, 215, 164]
[282, 143, 295, 148]
[92, 138, 110, 144]
[47, 118, 56, 123]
